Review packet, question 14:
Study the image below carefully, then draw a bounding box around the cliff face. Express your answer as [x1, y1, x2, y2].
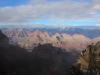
[0, 30, 9, 44]
[3, 29, 92, 51]
[79, 41, 100, 70]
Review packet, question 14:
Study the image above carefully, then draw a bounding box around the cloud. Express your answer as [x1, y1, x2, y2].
[0, 0, 100, 25]
[95, 24, 100, 26]
[92, 0, 100, 10]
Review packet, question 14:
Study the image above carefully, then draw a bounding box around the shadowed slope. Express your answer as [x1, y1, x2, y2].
[0, 30, 78, 75]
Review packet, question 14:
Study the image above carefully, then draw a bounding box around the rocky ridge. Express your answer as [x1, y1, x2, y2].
[2, 28, 100, 51]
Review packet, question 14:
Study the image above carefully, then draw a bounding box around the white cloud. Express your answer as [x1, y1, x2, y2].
[95, 24, 100, 26]
[0, 0, 100, 25]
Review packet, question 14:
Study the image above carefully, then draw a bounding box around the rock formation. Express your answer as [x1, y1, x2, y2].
[62, 41, 100, 75]
[79, 41, 100, 71]
[0, 30, 9, 44]
[2, 29, 92, 51]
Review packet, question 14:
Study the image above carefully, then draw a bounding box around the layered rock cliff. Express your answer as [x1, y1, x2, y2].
[79, 41, 100, 70]
[2, 29, 92, 51]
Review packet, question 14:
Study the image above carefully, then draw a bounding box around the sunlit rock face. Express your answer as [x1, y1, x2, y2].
[1, 28, 100, 51]
[79, 41, 100, 70]
[0, 30, 9, 44]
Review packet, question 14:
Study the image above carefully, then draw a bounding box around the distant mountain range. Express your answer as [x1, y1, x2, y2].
[1, 26, 100, 51]
[0, 25, 100, 30]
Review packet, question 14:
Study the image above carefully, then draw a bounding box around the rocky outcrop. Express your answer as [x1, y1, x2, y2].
[79, 41, 100, 71]
[0, 30, 9, 44]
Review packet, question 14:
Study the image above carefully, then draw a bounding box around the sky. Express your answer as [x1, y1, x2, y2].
[0, 0, 100, 27]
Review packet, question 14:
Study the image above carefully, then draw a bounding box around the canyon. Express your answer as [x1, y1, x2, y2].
[1, 27, 100, 52]
[0, 30, 78, 75]
[0, 27, 100, 75]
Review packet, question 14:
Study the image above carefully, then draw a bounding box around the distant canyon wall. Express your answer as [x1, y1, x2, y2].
[1, 28, 100, 51]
